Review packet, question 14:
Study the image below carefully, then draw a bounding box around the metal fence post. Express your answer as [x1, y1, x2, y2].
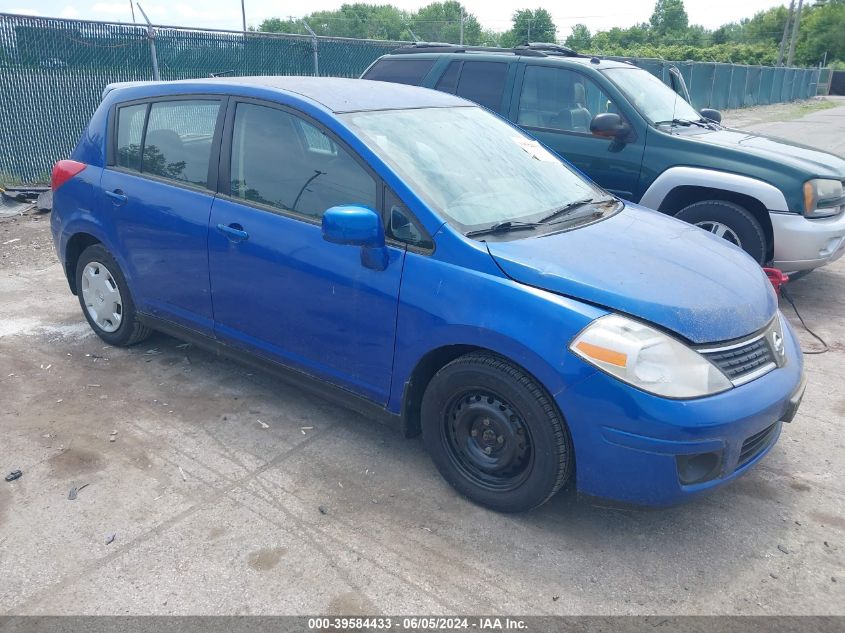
[303, 22, 319, 77]
[136, 3, 160, 80]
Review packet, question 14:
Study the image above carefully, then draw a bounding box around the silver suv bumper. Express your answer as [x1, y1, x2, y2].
[771, 210, 845, 273]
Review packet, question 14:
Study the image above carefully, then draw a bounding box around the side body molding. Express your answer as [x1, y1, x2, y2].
[639, 166, 790, 213]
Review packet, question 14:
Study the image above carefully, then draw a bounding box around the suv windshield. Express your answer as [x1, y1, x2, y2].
[603, 67, 702, 125]
[342, 106, 609, 233]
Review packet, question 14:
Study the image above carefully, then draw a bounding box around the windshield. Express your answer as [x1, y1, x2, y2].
[603, 67, 701, 125]
[342, 106, 605, 232]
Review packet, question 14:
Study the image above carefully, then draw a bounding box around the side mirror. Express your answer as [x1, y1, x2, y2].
[700, 108, 722, 124]
[322, 205, 387, 270]
[590, 113, 632, 142]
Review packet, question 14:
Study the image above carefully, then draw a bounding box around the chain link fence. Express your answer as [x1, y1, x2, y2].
[0, 13, 830, 183]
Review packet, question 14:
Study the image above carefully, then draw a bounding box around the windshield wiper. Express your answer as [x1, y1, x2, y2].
[536, 196, 622, 224]
[464, 220, 542, 238]
[656, 118, 710, 129]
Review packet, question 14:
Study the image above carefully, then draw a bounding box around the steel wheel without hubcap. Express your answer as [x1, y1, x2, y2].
[441, 390, 533, 492]
[80, 261, 123, 333]
[695, 220, 742, 247]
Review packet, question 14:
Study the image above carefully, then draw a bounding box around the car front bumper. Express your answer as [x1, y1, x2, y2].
[558, 318, 805, 506]
[770, 210, 845, 273]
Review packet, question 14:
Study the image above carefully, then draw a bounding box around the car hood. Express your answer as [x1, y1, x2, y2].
[686, 127, 845, 178]
[486, 204, 777, 344]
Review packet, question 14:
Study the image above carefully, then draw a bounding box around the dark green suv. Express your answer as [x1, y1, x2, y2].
[362, 43, 845, 274]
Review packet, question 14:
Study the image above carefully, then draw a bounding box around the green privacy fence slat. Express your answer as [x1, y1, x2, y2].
[0, 13, 828, 183]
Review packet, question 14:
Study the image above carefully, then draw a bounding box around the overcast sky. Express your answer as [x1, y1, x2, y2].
[2, 0, 790, 36]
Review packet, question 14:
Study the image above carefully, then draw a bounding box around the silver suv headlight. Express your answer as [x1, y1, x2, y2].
[803, 178, 844, 218]
[570, 314, 732, 399]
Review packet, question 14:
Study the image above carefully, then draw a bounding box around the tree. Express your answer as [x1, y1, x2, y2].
[795, 0, 845, 64]
[501, 9, 557, 47]
[259, 4, 411, 40]
[649, 0, 689, 38]
[410, 2, 482, 44]
[564, 24, 592, 50]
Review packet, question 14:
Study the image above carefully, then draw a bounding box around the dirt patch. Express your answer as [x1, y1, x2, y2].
[325, 591, 379, 615]
[246, 546, 287, 571]
[0, 485, 9, 527]
[48, 447, 105, 479]
[809, 512, 845, 531]
[790, 481, 812, 492]
[208, 526, 226, 540]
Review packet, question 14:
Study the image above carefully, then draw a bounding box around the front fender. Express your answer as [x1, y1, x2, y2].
[639, 166, 789, 212]
[388, 252, 606, 415]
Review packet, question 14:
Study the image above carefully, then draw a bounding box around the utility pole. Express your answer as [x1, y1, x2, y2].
[777, 0, 794, 66]
[459, 7, 464, 45]
[786, 0, 804, 67]
[240, 0, 247, 32]
[129, 0, 136, 22]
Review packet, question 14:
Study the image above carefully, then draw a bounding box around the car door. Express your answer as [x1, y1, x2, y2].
[101, 97, 223, 335]
[208, 100, 405, 405]
[511, 64, 645, 200]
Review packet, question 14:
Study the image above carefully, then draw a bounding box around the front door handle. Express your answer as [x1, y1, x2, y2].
[105, 189, 127, 205]
[216, 223, 249, 242]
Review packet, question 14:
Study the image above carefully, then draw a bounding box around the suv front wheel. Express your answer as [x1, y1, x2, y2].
[674, 200, 767, 264]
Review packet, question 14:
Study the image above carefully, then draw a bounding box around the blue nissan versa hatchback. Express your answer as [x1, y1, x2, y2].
[51, 77, 806, 512]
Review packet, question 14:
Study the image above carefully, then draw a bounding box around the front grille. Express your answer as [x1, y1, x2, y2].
[699, 317, 784, 386]
[702, 336, 776, 381]
[738, 422, 779, 466]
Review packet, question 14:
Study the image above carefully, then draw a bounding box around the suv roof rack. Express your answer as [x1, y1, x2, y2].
[390, 42, 583, 58]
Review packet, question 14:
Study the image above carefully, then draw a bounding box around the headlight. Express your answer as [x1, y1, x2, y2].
[803, 178, 843, 218]
[570, 314, 732, 399]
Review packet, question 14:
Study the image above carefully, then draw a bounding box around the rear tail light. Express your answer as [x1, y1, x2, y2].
[51, 160, 87, 191]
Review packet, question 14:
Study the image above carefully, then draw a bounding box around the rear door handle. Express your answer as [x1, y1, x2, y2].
[216, 223, 249, 242]
[105, 189, 127, 205]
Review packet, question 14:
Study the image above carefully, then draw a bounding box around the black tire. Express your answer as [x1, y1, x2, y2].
[674, 200, 767, 264]
[420, 352, 573, 513]
[75, 244, 151, 347]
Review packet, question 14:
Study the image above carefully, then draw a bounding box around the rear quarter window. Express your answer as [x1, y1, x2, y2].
[362, 58, 435, 85]
[434, 61, 508, 112]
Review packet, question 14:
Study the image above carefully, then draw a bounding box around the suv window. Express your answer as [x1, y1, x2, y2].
[518, 66, 616, 134]
[229, 102, 376, 219]
[115, 103, 146, 171]
[435, 61, 507, 111]
[142, 100, 220, 187]
[363, 58, 436, 85]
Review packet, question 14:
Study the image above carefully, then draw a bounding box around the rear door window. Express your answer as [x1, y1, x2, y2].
[115, 103, 147, 171]
[362, 58, 435, 85]
[454, 61, 507, 111]
[142, 99, 220, 187]
[228, 102, 376, 219]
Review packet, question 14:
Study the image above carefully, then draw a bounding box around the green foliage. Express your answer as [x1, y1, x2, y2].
[500, 9, 556, 47]
[794, 0, 845, 65]
[649, 0, 689, 37]
[410, 1, 483, 44]
[257, 0, 843, 66]
[564, 24, 592, 50]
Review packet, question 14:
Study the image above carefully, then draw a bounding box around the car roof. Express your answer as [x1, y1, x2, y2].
[102, 76, 469, 114]
[381, 48, 633, 70]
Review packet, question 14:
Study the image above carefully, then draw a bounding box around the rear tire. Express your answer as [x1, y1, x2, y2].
[420, 352, 573, 513]
[75, 244, 151, 347]
[674, 200, 767, 264]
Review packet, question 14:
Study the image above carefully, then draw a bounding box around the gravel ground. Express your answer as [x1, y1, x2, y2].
[0, 100, 843, 616]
